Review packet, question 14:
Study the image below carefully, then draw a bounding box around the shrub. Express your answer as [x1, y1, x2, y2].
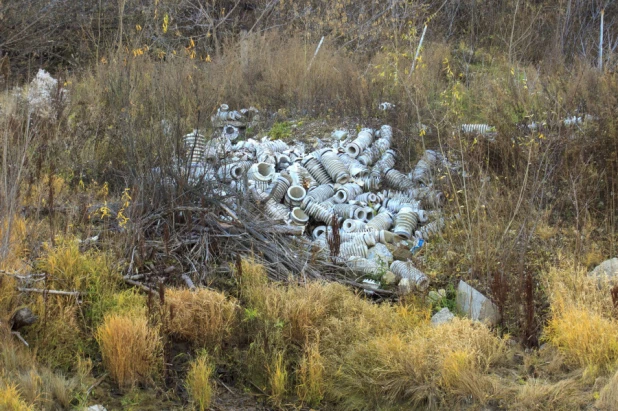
[96, 313, 162, 389]
[186, 351, 215, 411]
[165, 288, 238, 348]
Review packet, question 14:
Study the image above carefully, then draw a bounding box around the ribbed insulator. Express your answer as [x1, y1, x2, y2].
[256, 146, 276, 164]
[359, 176, 381, 192]
[339, 231, 379, 245]
[355, 192, 380, 204]
[345, 128, 374, 158]
[393, 207, 419, 239]
[415, 217, 445, 240]
[341, 219, 370, 233]
[217, 163, 244, 182]
[261, 139, 289, 153]
[383, 198, 420, 214]
[284, 185, 307, 207]
[300, 198, 335, 224]
[411, 153, 437, 186]
[289, 207, 309, 225]
[374, 150, 397, 174]
[248, 162, 275, 191]
[184, 131, 207, 164]
[363, 207, 375, 222]
[345, 258, 380, 275]
[301, 157, 332, 185]
[263, 198, 289, 220]
[366, 211, 393, 231]
[339, 241, 369, 260]
[461, 124, 493, 134]
[204, 137, 232, 160]
[319, 150, 351, 184]
[332, 204, 363, 220]
[384, 168, 415, 191]
[390, 261, 429, 292]
[267, 175, 292, 203]
[293, 164, 319, 189]
[232, 140, 257, 153]
[306, 184, 335, 202]
[378, 125, 393, 144]
[357, 145, 382, 167]
[335, 183, 363, 203]
[312, 225, 330, 240]
[237, 160, 254, 174]
[386, 191, 417, 202]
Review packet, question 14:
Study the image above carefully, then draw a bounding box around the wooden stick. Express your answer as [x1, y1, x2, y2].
[123, 278, 158, 295]
[86, 373, 108, 396]
[11, 331, 29, 347]
[17, 287, 83, 296]
[181, 273, 196, 290]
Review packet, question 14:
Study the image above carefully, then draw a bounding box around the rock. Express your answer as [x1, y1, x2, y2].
[381, 271, 398, 285]
[589, 258, 618, 283]
[87, 406, 107, 411]
[456, 280, 501, 325]
[427, 290, 441, 304]
[431, 307, 455, 325]
[9, 307, 38, 331]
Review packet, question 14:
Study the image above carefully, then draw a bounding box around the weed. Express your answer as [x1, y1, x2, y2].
[267, 351, 288, 406]
[186, 350, 215, 411]
[269, 121, 292, 140]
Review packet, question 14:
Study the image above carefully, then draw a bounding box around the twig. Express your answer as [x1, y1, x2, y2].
[216, 378, 234, 395]
[409, 24, 427, 77]
[17, 287, 83, 296]
[11, 331, 29, 347]
[86, 373, 108, 396]
[181, 273, 196, 290]
[306, 36, 325, 73]
[123, 278, 158, 295]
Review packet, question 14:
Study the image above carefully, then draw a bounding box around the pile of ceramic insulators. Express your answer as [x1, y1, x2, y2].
[184, 112, 457, 294]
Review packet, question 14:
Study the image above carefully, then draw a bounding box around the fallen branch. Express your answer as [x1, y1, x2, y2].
[123, 278, 158, 295]
[17, 287, 83, 296]
[181, 273, 196, 290]
[86, 373, 108, 397]
[343, 280, 396, 297]
[11, 331, 29, 347]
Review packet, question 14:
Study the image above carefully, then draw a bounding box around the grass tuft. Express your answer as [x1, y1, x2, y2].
[96, 312, 162, 389]
[186, 350, 216, 411]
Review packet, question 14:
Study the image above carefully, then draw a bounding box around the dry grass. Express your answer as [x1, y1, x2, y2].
[165, 288, 238, 348]
[596, 369, 618, 410]
[267, 351, 288, 406]
[0, 383, 32, 411]
[326, 318, 506, 410]
[543, 259, 618, 376]
[96, 312, 162, 389]
[296, 341, 325, 407]
[544, 306, 618, 376]
[186, 351, 216, 411]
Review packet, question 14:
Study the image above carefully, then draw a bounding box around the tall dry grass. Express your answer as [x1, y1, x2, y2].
[186, 351, 216, 411]
[165, 288, 238, 348]
[96, 313, 162, 389]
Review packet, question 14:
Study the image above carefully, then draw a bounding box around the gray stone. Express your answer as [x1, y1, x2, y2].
[87, 406, 107, 411]
[431, 307, 455, 325]
[456, 280, 501, 325]
[589, 258, 618, 283]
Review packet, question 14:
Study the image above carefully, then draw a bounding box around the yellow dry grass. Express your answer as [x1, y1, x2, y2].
[0, 383, 32, 411]
[186, 351, 215, 411]
[96, 313, 162, 389]
[165, 288, 237, 348]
